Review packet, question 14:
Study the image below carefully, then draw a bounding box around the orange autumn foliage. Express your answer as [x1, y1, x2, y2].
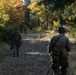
[1, 0, 27, 27]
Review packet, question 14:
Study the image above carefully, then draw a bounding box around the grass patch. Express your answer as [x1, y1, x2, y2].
[68, 42, 76, 75]
[0, 42, 10, 61]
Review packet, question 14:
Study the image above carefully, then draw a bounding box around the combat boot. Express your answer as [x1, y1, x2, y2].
[61, 70, 67, 75]
[53, 69, 60, 75]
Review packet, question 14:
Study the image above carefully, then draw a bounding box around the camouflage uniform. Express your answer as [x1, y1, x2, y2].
[49, 27, 71, 75]
[10, 30, 22, 57]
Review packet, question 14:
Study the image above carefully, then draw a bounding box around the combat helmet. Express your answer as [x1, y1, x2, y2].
[57, 26, 67, 33]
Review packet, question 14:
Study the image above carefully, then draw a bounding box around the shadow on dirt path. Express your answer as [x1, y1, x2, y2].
[0, 32, 53, 75]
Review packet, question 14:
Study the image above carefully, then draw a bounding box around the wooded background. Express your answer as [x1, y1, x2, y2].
[0, 0, 76, 42]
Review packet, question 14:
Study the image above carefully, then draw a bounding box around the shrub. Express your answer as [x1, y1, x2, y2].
[0, 26, 13, 43]
[37, 26, 42, 32]
[70, 29, 76, 38]
[0, 42, 10, 61]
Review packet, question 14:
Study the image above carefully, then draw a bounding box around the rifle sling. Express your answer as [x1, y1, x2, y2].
[53, 35, 63, 47]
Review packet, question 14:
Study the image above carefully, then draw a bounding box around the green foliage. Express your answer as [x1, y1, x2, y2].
[68, 22, 76, 28]
[0, 13, 9, 27]
[28, 1, 53, 29]
[0, 14, 9, 27]
[71, 29, 76, 38]
[0, 0, 9, 27]
[73, 31, 76, 38]
[47, 3, 55, 11]
[62, 8, 72, 19]
[37, 26, 42, 32]
[62, 2, 76, 19]
[0, 26, 13, 43]
[39, 0, 75, 10]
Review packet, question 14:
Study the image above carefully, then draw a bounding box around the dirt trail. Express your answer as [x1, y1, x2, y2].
[0, 31, 53, 75]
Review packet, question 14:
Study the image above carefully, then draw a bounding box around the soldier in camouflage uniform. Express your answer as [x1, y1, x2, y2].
[49, 26, 71, 75]
[10, 29, 22, 57]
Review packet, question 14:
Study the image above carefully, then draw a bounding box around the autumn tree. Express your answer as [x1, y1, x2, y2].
[39, 0, 76, 26]
[28, 1, 53, 29]
[62, 1, 76, 28]
[0, 0, 9, 27]
[2, 0, 24, 28]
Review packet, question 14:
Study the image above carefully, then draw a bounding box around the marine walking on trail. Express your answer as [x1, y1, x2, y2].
[10, 29, 22, 57]
[48, 26, 71, 75]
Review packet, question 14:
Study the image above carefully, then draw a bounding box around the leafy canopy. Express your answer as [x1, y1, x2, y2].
[0, 0, 9, 27]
